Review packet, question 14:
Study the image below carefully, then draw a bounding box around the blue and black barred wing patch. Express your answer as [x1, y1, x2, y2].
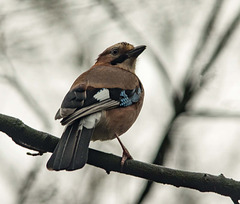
[56, 86, 142, 125]
[119, 87, 142, 107]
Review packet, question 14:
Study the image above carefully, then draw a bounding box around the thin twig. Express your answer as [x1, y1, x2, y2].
[18, 161, 42, 204]
[184, 0, 224, 80]
[184, 110, 240, 118]
[201, 7, 240, 76]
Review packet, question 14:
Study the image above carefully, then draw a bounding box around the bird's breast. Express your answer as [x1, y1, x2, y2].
[91, 99, 143, 141]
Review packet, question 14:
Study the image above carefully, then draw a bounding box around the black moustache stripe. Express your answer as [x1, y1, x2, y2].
[111, 54, 128, 65]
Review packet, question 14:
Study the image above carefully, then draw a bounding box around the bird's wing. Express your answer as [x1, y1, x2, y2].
[56, 86, 142, 126]
[55, 66, 142, 126]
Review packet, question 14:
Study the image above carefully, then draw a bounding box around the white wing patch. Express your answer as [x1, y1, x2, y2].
[94, 88, 110, 101]
[81, 112, 102, 129]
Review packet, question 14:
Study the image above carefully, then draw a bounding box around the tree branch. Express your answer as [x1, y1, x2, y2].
[0, 113, 239, 202]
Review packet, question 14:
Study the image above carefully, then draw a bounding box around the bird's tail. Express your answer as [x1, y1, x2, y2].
[47, 113, 101, 171]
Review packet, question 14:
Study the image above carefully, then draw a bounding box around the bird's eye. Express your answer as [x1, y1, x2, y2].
[111, 48, 119, 56]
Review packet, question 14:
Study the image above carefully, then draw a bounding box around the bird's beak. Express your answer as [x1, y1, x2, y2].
[127, 45, 146, 58]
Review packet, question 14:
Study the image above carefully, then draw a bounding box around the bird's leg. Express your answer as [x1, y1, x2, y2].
[115, 134, 133, 167]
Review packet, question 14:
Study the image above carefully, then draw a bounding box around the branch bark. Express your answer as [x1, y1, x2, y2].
[0, 113, 239, 202]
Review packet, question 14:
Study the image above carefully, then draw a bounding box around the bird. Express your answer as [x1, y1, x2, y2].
[47, 42, 146, 171]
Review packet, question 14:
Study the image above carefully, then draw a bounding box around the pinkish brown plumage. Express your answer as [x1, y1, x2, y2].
[47, 42, 146, 171]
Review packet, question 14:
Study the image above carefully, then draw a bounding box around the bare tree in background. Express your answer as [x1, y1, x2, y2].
[1, 0, 240, 204]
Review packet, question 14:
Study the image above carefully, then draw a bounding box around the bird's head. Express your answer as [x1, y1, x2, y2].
[95, 42, 146, 73]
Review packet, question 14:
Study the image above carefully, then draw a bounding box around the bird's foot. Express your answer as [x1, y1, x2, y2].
[115, 134, 133, 169]
[121, 146, 133, 167]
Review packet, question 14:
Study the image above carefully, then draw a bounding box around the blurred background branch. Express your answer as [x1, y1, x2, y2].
[0, 32, 51, 130]
[1, 1, 240, 204]
[184, 0, 224, 80]
[184, 110, 240, 118]
[201, 5, 240, 76]
[135, 0, 240, 203]
[98, 0, 172, 88]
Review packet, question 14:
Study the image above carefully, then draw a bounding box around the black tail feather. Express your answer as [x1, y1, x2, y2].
[67, 127, 94, 171]
[47, 120, 93, 171]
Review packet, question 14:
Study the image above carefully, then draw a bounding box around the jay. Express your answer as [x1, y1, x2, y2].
[47, 42, 146, 171]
